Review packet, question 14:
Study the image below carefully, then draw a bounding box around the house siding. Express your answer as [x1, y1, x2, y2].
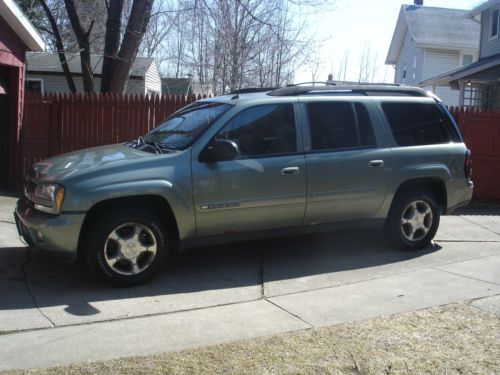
[26, 74, 150, 95]
[480, 8, 500, 58]
[394, 29, 425, 86]
[145, 61, 161, 94]
[421, 49, 461, 105]
[27, 74, 102, 93]
[125, 79, 146, 95]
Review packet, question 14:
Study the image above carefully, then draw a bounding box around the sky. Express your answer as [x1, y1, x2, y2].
[295, 0, 483, 84]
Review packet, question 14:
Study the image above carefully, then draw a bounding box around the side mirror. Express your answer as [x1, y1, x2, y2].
[199, 139, 239, 162]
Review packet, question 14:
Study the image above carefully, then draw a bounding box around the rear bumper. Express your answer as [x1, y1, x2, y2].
[14, 199, 85, 261]
[446, 178, 473, 214]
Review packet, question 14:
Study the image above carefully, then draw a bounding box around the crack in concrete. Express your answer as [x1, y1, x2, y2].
[21, 248, 56, 328]
[432, 267, 500, 286]
[265, 298, 314, 329]
[0, 219, 15, 224]
[259, 242, 265, 299]
[456, 215, 500, 236]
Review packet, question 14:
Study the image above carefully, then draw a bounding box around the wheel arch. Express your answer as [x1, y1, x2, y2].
[77, 195, 180, 259]
[388, 177, 447, 219]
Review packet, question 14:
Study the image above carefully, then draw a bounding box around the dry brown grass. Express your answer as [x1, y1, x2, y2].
[4, 302, 499, 375]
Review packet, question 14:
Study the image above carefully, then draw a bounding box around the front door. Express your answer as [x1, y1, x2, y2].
[192, 103, 306, 237]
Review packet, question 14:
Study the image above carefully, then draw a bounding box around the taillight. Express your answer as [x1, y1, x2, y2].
[464, 149, 472, 179]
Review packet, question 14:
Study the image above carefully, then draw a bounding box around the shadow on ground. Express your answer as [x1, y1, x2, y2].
[0, 229, 440, 316]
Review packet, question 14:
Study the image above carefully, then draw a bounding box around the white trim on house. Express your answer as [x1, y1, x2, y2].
[0, 0, 45, 51]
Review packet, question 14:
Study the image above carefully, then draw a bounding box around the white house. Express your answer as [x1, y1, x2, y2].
[25, 52, 161, 95]
[421, 0, 500, 108]
[385, 0, 480, 105]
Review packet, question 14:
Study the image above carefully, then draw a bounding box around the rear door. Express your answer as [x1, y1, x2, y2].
[302, 98, 392, 224]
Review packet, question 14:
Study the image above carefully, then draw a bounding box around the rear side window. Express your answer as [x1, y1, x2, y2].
[307, 102, 376, 151]
[382, 103, 459, 146]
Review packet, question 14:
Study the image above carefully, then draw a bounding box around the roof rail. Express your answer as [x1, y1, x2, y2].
[229, 87, 277, 94]
[267, 85, 429, 97]
[286, 81, 336, 87]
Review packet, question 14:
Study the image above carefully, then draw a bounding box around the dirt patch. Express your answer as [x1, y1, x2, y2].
[4, 302, 499, 375]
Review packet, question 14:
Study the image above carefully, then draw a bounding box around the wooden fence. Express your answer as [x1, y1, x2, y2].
[19, 92, 199, 186]
[17, 93, 500, 201]
[448, 106, 500, 201]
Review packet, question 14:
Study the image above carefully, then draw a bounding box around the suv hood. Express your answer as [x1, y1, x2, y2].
[31, 144, 156, 182]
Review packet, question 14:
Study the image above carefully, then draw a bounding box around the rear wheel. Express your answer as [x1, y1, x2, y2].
[84, 210, 169, 286]
[387, 190, 440, 250]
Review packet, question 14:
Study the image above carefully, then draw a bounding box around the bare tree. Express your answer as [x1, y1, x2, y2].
[100, 0, 155, 93]
[357, 42, 378, 83]
[38, 0, 77, 92]
[63, 0, 95, 92]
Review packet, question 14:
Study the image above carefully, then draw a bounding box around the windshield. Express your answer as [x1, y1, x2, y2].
[143, 102, 232, 150]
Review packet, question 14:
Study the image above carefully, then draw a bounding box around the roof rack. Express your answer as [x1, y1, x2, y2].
[229, 87, 277, 94]
[286, 81, 336, 87]
[267, 85, 429, 97]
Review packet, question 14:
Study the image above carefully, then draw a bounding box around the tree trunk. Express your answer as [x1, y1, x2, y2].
[103, 0, 154, 93]
[64, 0, 94, 92]
[38, 0, 77, 93]
[100, 0, 124, 93]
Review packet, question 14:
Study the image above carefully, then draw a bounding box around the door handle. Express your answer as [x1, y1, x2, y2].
[281, 167, 300, 175]
[369, 160, 384, 167]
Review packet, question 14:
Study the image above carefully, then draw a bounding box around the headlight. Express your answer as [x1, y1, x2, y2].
[32, 183, 65, 214]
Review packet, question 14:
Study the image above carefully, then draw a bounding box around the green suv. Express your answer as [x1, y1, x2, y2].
[15, 85, 473, 285]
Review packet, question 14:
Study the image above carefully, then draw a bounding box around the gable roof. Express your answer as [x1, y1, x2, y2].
[0, 0, 45, 51]
[471, 0, 500, 16]
[161, 78, 192, 95]
[26, 52, 155, 78]
[386, 5, 480, 64]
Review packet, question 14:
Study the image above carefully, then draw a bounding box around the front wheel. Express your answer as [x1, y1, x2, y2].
[386, 191, 440, 250]
[84, 210, 169, 286]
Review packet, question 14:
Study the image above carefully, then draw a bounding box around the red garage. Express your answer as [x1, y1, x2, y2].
[0, 0, 44, 189]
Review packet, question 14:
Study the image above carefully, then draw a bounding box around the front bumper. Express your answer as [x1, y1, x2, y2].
[14, 198, 85, 261]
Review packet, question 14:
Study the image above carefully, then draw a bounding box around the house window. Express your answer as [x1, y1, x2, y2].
[462, 54, 474, 66]
[25, 78, 44, 94]
[490, 9, 499, 39]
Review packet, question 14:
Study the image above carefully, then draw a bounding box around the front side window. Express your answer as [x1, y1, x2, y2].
[307, 102, 376, 151]
[382, 102, 460, 146]
[144, 102, 232, 150]
[491, 9, 499, 38]
[216, 104, 297, 157]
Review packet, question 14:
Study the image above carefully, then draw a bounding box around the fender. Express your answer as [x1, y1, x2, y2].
[374, 162, 451, 219]
[65, 179, 196, 240]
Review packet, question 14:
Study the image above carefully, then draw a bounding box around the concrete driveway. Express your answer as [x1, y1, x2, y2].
[0, 194, 499, 371]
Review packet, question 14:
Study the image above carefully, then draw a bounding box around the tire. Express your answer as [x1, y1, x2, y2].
[386, 190, 440, 250]
[84, 209, 169, 286]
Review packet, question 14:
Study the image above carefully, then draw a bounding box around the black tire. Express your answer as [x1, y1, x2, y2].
[386, 190, 440, 250]
[84, 209, 169, 286]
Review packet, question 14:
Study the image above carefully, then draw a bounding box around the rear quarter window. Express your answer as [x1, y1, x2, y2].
[381, 102, 460, 146]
